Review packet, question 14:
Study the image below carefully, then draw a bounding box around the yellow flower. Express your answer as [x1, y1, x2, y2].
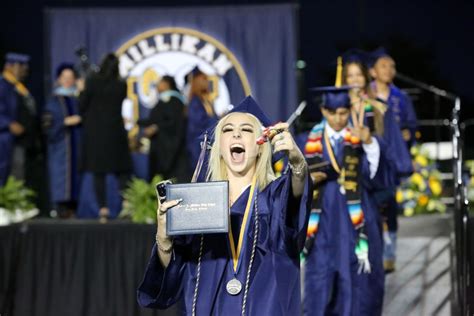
[404, 207, 415, 217]
[411, 173, 423, 184]
[418, 194, 429, 207]
[396, 190, 404, 203]
[415, 155, 428, 167]
[406, 189, 415, 200]
[429, 179, 442, 196]
[410, 146, 419, 156]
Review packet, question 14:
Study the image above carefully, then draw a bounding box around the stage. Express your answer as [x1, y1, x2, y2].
[0, 219, 179, 316]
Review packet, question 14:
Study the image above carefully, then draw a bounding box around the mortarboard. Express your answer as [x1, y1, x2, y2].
[367, 47, 393, 68]
[228, 95, 273, 127]
[309, 86, 351, 110]
[201, 95, 273, 145]
[5, 52, 30, 64]
[341, 48, 371, 66]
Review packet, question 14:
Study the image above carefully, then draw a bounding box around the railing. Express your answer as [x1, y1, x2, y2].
[397, 73, 470, 315]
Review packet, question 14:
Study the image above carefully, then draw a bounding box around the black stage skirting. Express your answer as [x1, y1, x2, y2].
[0, 219, 179, 316]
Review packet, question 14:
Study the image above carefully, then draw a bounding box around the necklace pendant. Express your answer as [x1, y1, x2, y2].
[226, 278, 242, 295]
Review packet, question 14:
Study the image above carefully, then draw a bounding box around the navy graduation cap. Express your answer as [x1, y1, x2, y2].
[367, 47, 392, 68]
[228, 95, 273, 127]
[201, 95, 273, 145]
[341, 48, 370, 65]
[5, 52, 30, 64]
[310, 86, 352, 110]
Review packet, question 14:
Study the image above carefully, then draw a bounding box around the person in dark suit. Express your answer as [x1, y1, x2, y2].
[139, 75, 188, 183]
[79, 53, 131, 219]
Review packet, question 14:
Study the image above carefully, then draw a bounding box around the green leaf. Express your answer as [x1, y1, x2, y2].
[120, 175, 165, 224]
[0, 176, 36, 212]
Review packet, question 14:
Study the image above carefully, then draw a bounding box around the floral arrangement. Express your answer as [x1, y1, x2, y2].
[396, 145, 446, 216]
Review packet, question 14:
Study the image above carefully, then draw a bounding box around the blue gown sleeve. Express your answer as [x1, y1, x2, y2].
[0, 83, 14, 132]
[400, 92, 418, 144]
[383, 108, 413, 178]
[137, 237, 191, 309]
[270, 170, 312, 256]
[44, 98, 65, 143]
[360, 135, 397, 191]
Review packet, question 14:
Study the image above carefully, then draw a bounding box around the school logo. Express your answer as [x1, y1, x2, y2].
[116, 27, 251, 135]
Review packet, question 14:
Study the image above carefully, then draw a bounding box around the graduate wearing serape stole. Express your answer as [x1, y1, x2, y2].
[303, 86, 390, 316]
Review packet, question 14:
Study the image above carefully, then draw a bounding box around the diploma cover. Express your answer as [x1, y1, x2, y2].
[166, 181, 229, 236]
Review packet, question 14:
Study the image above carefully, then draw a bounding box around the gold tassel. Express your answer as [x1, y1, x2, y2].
[334, 56, 343, 88]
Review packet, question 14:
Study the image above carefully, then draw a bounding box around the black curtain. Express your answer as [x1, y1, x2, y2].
[0, 220, 179, 316]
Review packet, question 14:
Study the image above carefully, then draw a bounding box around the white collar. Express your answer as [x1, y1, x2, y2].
[324, 123, 347, 140]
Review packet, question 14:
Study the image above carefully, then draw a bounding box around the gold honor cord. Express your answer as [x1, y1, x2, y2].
[228, 175, 257, 272]
[323, 129, 342, 174]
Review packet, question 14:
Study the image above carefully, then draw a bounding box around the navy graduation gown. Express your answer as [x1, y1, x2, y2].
[303, 131, 387, 316]
[0, 78, 17, 185]
[44, 94, 81, 204]
[387, 84, 418, 146]
[186, 96, 218, 170]
[352, 106, 411, 183]
[138, 171, 311, 315]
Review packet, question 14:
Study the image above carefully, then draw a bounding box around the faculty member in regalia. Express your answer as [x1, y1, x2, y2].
[43, 63, 82, 218]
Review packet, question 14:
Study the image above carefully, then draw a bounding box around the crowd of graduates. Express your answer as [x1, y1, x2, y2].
[0, 47, 418, 315]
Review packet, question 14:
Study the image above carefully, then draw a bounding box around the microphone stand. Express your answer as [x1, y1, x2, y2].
[395, 72, 457, 100]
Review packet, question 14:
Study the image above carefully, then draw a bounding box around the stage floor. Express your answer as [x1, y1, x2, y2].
[0, 215, 454, 316]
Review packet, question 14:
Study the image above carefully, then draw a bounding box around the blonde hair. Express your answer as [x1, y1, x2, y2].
[206, 112, 275, 191]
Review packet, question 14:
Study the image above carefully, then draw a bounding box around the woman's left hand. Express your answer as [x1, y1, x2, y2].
[269, 122, 305, 165]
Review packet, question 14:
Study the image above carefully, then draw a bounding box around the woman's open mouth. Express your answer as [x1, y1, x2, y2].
[230, 144, 246, 164]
